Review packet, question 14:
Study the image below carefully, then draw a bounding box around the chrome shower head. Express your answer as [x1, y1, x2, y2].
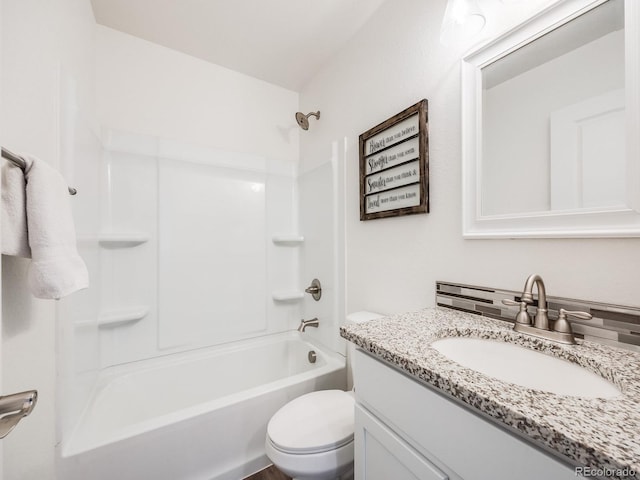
[295, 111, 320, 130]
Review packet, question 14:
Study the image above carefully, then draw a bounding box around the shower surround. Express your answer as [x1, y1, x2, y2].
[58, 129, 347, 479]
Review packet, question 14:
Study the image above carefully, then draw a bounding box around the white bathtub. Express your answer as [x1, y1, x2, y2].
[59, 331, 346, 480]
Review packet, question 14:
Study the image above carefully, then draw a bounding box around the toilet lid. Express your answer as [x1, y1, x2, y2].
[267, 390, 355, 454]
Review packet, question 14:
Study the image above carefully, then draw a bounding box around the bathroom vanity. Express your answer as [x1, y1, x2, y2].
[341, 308, 640, 480]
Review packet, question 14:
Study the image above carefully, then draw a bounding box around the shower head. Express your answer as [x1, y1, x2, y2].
[295, 111, 320, 130]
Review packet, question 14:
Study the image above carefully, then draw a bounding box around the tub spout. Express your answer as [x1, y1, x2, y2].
[298, 318, 319, 332]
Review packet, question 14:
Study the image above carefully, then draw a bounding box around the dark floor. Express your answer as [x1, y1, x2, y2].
[244, 464, 292, 480]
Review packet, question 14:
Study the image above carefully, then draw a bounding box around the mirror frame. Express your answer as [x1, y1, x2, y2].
[462, 0, 640, 238]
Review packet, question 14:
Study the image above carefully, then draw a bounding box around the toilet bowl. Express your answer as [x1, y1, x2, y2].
[265, 390, 355, 480]
[265, 312, 384, 480]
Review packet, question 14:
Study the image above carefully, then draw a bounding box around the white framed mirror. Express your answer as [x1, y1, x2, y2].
[462, 0, 640, 238]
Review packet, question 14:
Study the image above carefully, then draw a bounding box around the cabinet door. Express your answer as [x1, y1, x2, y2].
[355, 405, 448, 480]
[354, 350, 578, 480]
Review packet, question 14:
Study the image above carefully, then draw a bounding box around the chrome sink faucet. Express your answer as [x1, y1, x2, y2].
[502, 274, 592, 344]
[298, 318, 319, 332]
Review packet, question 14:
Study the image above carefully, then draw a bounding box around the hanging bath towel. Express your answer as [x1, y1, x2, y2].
[3, 154, 89, 299]
[1, 159, 30, 257]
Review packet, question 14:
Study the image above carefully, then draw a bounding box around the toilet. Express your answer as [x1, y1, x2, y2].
[265, 312, 384, 480]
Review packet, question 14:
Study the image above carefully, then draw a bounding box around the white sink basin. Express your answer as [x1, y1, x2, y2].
[431, 337, 621, 399]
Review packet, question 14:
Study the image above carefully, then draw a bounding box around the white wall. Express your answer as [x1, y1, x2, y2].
[1, 1, 97, 479]
[299, 0, 640, 319]
[96, 25, 299, 163]
[298, 145, 346, 354]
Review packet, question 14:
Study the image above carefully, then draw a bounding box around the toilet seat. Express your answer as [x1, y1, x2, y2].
[267, 390, 355, 455]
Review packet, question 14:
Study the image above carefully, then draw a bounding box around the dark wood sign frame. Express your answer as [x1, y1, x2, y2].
[359, 99, 429, 221]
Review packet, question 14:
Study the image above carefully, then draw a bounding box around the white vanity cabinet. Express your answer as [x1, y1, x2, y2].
[353, 349, 578, 480]
[355, 405, 448, 480]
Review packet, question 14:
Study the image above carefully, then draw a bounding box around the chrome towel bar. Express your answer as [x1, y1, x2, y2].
[2, 147, 77, 195]
[0, 390, 38, 438]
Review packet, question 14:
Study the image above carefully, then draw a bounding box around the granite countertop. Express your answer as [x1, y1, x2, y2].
[340, 307, 640, 480]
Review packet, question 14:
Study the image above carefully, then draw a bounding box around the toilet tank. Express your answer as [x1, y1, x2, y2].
[344, 311, 384, 390]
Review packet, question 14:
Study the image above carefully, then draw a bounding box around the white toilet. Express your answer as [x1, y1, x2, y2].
[265, 312, 383, 480]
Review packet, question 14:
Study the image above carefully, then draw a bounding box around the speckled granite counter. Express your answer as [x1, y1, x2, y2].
[340, 307, 640, 480]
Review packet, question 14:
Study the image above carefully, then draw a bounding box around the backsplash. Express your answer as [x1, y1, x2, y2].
[436, 281, 640, 352]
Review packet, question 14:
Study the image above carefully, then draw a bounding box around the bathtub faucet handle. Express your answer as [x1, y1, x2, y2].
[304, 279, 322, 301]
[298, 318, 319, 332]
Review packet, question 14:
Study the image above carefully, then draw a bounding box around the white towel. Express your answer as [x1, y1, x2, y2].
[2, 154, 89, 299]
[1, 160, 31, 257]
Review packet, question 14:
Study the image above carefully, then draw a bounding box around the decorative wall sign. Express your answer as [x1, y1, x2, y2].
[359, 100, 428, 220]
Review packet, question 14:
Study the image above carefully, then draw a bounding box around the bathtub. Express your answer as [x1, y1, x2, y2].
[59, 331, 346, 480]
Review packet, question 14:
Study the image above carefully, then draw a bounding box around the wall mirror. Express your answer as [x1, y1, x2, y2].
[462, 0, 640, 238]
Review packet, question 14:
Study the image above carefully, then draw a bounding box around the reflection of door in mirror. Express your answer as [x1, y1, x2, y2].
[481, 0, 624, 217]
[550, 88, 625, 210]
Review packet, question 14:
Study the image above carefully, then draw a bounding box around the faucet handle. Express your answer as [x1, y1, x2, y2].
[501, 299, 520, 307]
[558, 308, 592, 321]
[304, 279, 322, 301]
[554, 308, 592, 334]
[502, 298, 532, 325]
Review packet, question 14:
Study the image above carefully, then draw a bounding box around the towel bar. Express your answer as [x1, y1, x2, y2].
[2, 147, 77, 195]
[0, 390, 37, 438]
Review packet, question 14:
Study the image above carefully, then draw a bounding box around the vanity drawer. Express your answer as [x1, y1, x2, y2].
[353, 349, 576, 480]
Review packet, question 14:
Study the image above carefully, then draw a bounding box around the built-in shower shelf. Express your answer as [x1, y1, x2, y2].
[98, 233, 149, 248]
[272, 235, 304, 246]
[98, 306, 149, 329]
[272, 291, 305, 302]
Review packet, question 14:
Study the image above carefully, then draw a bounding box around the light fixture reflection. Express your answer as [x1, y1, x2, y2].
[439, 0, 486, 46]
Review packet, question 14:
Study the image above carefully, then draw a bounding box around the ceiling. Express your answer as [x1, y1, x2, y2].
[90, 0, 389, 91]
